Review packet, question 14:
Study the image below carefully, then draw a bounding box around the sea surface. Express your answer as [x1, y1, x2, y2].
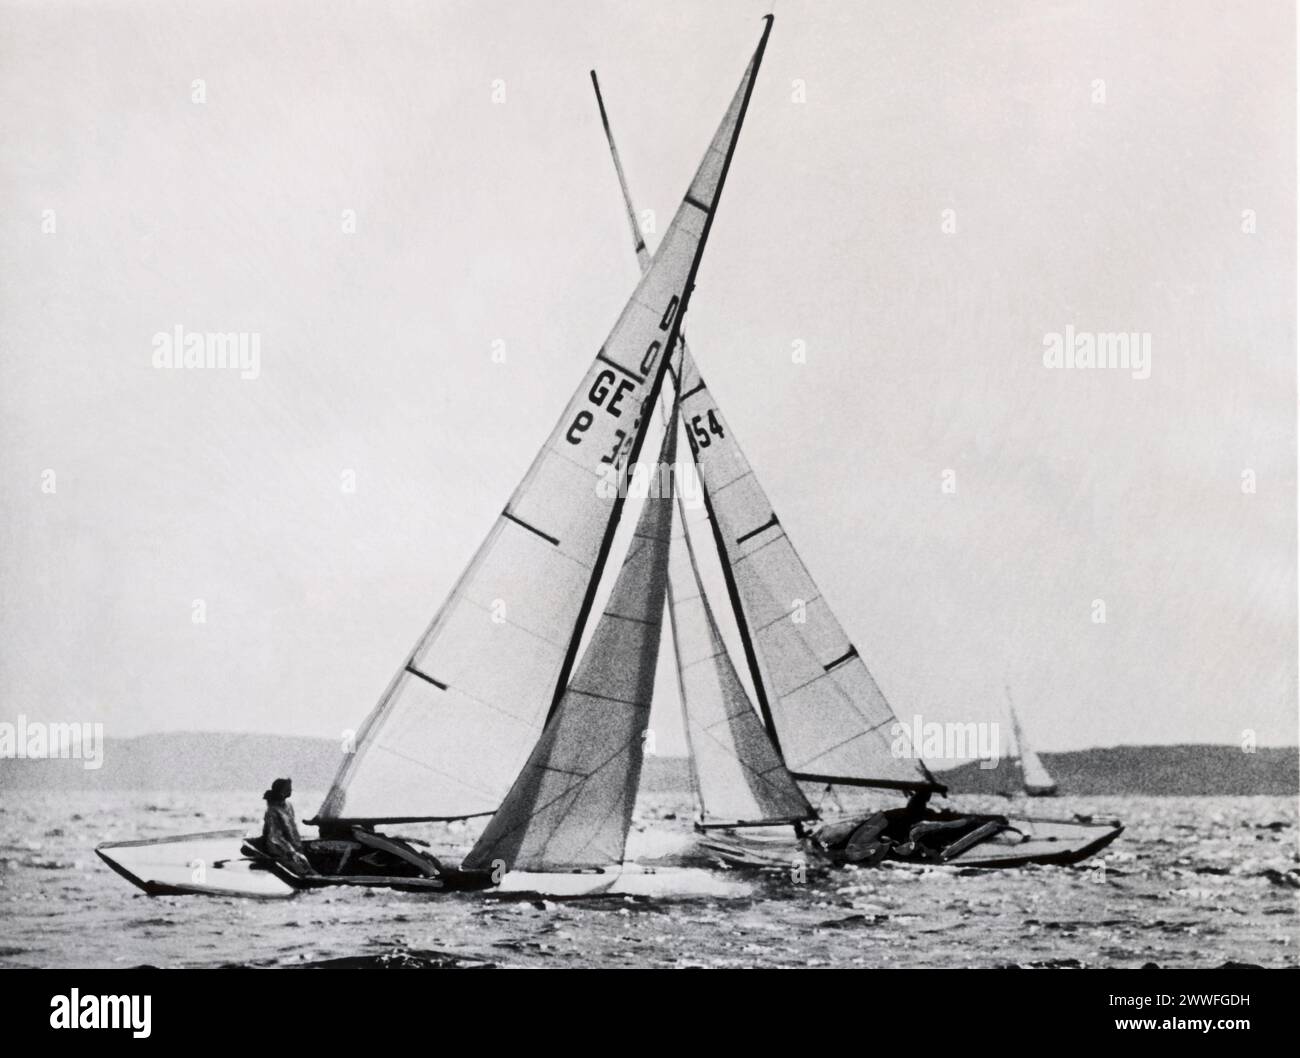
[1, 790, 1296, 969]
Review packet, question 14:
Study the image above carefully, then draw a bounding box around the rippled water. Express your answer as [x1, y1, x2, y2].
[1, 791, 1295, 968]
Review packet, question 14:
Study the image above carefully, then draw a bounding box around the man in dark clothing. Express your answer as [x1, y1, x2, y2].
[814, 788, 936, 864]
[261, 777, 316, 875]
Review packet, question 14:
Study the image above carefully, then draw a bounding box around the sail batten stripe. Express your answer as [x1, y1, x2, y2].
[404, 665, 448, 691]
[603, 610, 658, 627]
[736, 514, 779, 544]
[684, 194, 713, 214]
[595, 350, 645, 384]
[823, 645, 859, 672]
[502, 510, 560, 546]
[680, 380, 707, 400]
[713, 470, 753, 493]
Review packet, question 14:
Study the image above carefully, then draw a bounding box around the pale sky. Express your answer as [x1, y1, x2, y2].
[1, 0, 1294, 757]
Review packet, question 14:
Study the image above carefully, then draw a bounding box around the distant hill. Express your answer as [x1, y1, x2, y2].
[0, 734, 1294, 796]
[0, 731, 696, 795]
[939, 745, 1298, 797]
[0, 732, 340, 792]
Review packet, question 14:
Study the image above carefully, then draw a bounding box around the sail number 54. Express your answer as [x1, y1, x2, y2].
[687, 410, 726, 453]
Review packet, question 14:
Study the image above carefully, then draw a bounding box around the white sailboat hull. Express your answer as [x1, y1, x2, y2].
[496, 864, 751, 899]
[699, 814, 1122, 871]
[99, 829, 754, 900]
[96, 830, 297, 899]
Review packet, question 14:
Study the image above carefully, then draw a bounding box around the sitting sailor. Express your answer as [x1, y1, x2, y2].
[815, 788, 937, 865]
[261, 777, 316, 875]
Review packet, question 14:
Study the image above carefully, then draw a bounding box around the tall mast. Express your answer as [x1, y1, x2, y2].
[588, 59, 784, 760]
[548, 17, 776, 725]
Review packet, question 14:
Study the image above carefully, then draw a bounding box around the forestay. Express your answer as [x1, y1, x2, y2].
[316, 19, 774, 823]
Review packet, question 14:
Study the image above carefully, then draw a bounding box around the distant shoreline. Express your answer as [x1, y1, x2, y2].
[1, 733, 1295, 797]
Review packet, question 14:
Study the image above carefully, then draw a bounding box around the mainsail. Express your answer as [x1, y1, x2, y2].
[463, 409, 678, 871]
[316, 17, 775, 824]
[1008, 691, 1057, 796]
[589, 69, 939, 796]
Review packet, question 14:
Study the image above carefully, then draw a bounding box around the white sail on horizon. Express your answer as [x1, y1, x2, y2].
[1008, 692, 1057, 796]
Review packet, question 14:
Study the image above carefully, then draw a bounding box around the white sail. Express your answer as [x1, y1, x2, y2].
[463, 409, 678, 871]
[666, 423, 816, 826]
[592, 71, 813, 827]
[676, 353, 937, 791]
[1008, 694, 1057, 796]
[316, 18, 775, 824]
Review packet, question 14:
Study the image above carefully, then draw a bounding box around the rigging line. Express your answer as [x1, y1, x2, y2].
[711, 468, 755, 494]
[567, 762, 641, 862]
[752, 595, 823, 632]
[400, 668, 547, 727]
[680, 648, 730, 672]
[460, 596, 569, 651]
[369, 741, 501, 799]
[794, 717, 898, 769]
[689, 715, 800, 793]
[567, 688, 653, 709]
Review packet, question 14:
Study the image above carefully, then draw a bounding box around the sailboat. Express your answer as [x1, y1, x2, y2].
[1007, 688, 1059, 797]
[97, 16, 1119, 901]
[587, 68, 1121, 872]
[97, 18, 776, 900]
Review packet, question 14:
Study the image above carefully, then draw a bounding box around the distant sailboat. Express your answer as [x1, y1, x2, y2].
[1007, 688, 1058, 797]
